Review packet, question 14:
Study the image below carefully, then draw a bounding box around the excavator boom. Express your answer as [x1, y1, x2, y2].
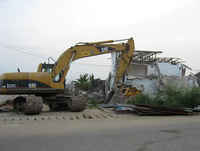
[51, 38, 135, 86]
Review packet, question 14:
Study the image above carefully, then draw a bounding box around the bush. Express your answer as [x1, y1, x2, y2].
[88, 99, 98, 109]
[128, 86, 200, 108]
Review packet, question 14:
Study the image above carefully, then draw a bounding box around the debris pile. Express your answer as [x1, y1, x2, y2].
[132, 104, 193, 115]
[0, 100, 13, 112]
[100, 104, 194, 115]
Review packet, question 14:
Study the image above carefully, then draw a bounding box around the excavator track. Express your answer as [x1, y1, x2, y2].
[13, 96, 43, 115]
[68, 96, 87, 112]
[24, 96, 43, 114]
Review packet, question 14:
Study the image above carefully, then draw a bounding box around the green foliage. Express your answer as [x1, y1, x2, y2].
[128, 86, 200, 108]
[73, 73, 90, 91]
[73, 73, 98, 91]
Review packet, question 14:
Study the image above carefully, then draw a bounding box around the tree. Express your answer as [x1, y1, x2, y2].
[73, 74, 90, 91]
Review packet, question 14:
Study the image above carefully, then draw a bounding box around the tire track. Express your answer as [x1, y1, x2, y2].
[0, 111, 118, 121]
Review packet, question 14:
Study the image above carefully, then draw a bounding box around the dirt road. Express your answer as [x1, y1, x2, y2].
[0, 115, 200, 151]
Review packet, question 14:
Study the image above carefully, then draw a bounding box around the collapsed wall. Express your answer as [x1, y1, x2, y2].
[106, 50, 199, 97]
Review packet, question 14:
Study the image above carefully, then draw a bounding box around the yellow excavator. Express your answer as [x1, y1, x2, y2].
[0, 38, 135, 114]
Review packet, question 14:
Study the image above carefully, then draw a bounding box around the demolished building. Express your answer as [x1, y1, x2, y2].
[106, 50, 199, 98]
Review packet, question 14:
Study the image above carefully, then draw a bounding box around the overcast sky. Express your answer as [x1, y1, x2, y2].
[0, 0, 200, 82]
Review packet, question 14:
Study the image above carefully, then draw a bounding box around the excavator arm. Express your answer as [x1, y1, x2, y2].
[51, 38, 135, 86]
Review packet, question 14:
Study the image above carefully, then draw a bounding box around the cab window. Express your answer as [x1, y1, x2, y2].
[0, 80, 2, 87]
[53, 73, 61, 82]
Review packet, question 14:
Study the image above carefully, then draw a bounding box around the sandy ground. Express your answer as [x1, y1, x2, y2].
[0, 108, 138, 122]
[0, 115, 200, 151]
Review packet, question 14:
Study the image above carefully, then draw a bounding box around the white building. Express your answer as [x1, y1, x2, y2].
[107, 51, 198, 96]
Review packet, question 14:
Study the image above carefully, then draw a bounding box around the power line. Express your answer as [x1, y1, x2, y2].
[0, 43, 47, 59]
[0, 42, 112, 67]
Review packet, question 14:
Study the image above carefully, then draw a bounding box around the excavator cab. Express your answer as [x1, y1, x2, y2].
[37, 63, 54, 73]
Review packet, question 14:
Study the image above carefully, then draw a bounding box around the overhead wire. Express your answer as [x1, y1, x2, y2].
[0, 42, 111, 67]
[0, 43, 47, 60]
